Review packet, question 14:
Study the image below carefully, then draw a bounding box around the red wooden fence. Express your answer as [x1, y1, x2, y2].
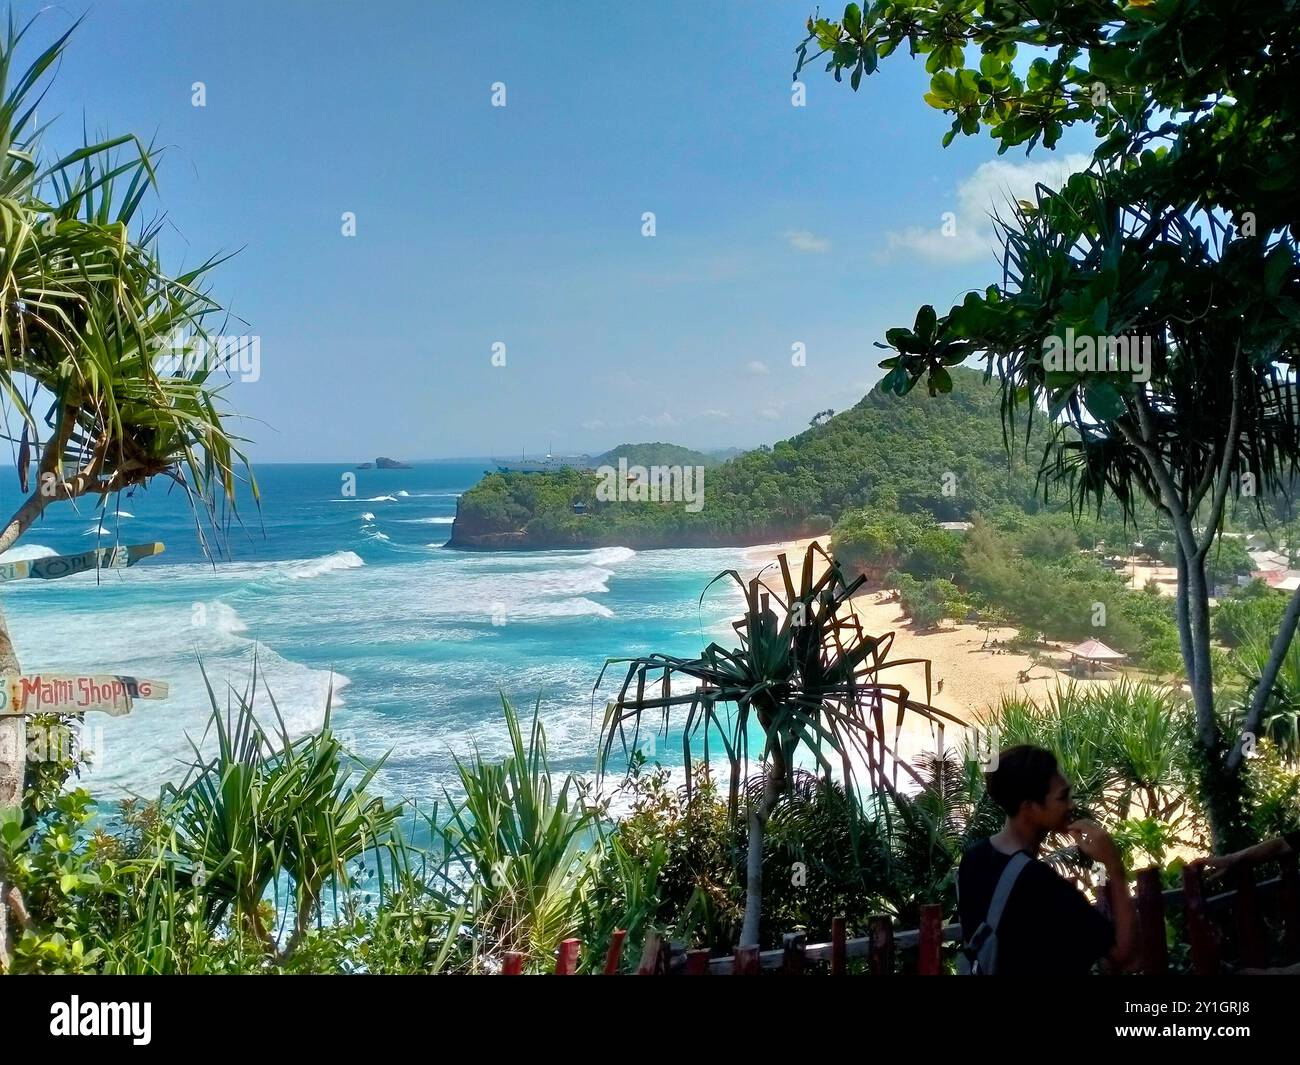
[498, 852, 1300, 974]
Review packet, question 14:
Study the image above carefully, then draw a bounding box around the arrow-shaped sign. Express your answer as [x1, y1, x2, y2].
[0, 674, 169, 717]
[0, 542, 164, 583]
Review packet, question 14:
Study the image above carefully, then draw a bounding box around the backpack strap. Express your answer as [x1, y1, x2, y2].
[986, 851, 1032, 932]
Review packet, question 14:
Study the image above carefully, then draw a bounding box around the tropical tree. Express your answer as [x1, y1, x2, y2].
[0, 14, 253, 967]
[796, 1, 1300, 848]
[595, 542, 960, 947]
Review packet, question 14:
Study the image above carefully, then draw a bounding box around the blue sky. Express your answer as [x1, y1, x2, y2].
[27, 0, 1091, 462]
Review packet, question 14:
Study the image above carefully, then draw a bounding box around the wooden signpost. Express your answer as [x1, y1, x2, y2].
[0, 542, 164, 583]
[0, 675, 169, 717]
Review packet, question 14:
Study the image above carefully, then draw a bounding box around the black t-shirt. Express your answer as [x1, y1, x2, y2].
[958, 838, 1115, 975]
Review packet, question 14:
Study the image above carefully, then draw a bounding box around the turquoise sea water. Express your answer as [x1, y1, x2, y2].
[1, 463, 752, 801]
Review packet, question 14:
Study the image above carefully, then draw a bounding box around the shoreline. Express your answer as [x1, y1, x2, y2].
[737, 537, 1118, 772]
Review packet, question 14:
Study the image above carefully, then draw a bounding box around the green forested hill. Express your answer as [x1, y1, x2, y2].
[592, 442, 714, 468]
[450, 369, 1049, 549]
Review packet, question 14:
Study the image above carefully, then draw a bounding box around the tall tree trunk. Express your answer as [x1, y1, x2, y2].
[1176, 545, 1246, 850]
[1230, 580, 1300, 772]
[0, 600, 23, 970]
[1174, 549, 1196, 686]
[739, 748, 785, 948]
[1183, 547, 1216, 747]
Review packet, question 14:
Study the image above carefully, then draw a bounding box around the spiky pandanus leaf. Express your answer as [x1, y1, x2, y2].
[596, 541, 961, 807]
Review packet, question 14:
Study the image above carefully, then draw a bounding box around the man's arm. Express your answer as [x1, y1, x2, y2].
[1071, 820, 1137, 970]
[1102, 861, 1137, 970]
[1201, 832, 1297, 881]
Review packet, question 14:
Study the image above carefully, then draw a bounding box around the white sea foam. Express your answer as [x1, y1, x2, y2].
[581, 546, 636, 567]
[360, 511, 376, 521]
[284, 551, 366, 579]
[397, 490, 410, 497]
[330, 495, 397, 503]
[15, 592, 345, 796]
[395, 516, 455, 524]
[207, 600, 250, 636]
[0, 543, 57, 561]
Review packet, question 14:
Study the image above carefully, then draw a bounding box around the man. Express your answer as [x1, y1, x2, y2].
[958, 744, 1138, 973]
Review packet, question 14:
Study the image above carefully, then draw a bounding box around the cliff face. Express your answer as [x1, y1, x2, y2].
[445, 517, 825, 551]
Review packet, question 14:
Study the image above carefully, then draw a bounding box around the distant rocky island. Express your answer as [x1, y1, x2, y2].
[357, 456, 411, 470]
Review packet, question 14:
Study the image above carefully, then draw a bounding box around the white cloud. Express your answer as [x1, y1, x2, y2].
[886, 154, 1090, 263]
[785, 229, 832, 254]
[746, 360, 770, 376]
[581, 418, 607, 431]
[700, 408, 734, 420]
[636, 411, 679, 428]
[758, 406, 783, 421]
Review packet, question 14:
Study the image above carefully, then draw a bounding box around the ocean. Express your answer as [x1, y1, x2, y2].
[0, 462, 753, 803]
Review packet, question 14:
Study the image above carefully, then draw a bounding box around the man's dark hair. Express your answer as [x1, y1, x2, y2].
[985, 745, 1058, 817]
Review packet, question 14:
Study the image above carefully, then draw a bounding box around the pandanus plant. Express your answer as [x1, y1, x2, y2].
[595, 541, 961, 947]
[0, 12, 255, 965]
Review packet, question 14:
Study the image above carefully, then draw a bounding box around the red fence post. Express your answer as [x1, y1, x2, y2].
[685, 949, 711, 975]
[917, 904, 942, 975]
[831, 917, 847, 976]
[1232, 864, 1266, 970]
[555, 938, 580, 975]
[733, 944, 761, 975]
[1183, 862, 1218, 976]
[782, 932, 806, 975]
[603, 929, 627, 975]
[1282, 853, 1300, 964]
[1135, 866, 1168, 975]
[502, 951, 525, 975]
[868, 914, 894, 976]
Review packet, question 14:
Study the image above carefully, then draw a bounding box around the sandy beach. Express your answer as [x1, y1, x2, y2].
[739, 537, 1118, 771]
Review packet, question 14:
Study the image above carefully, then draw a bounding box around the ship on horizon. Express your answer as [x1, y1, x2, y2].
[490, 448, 591, 474]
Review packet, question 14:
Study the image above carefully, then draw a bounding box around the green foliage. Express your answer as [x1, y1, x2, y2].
[1205, 537, 1254, 587]
[0, 12, 255, 539]
[163, 670, 405, 959]
[1234, 635, 1300, 763]
[439, 696, 605, 972]
[799, 0, 1300, 238]
[590, 759, 741, 956]
[799, 1, 1300, 854]
[833, 510, 963, 580]
[960, 517, 1179, 667]
[1215, 581, 1289, 647]
[455, 369, 1049, 548]
[3, 671, 461, 975]
[892, 571, 964, 631]
[980, 681, 1202, 863]
[592, 442, 715, 468]
[8, 670, 1299, 971]
[597, 542, 957, 943]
